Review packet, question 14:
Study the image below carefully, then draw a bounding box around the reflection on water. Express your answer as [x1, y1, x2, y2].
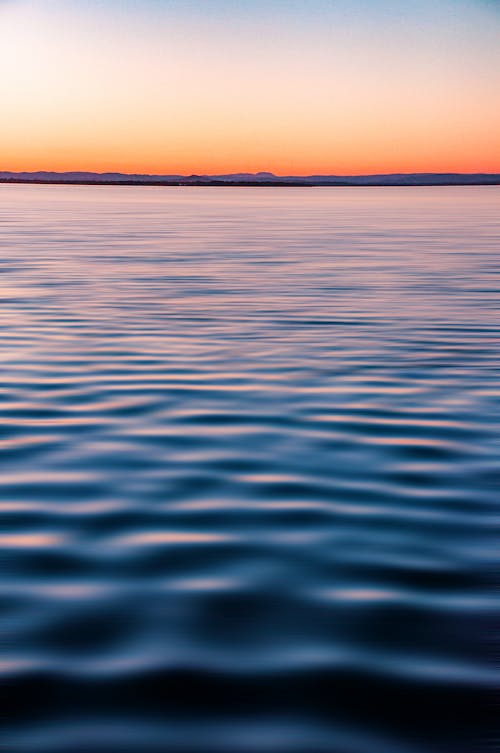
[1, 185, 498, 753]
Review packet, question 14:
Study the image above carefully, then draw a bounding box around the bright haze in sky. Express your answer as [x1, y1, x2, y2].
[1, 0, 499, 175]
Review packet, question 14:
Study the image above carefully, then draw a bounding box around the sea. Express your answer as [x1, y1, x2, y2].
[1, 185, 498, 753]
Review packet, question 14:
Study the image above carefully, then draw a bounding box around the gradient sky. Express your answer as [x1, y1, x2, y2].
[1, 0, 499, 175]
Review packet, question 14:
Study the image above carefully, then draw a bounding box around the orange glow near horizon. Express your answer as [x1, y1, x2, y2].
[4, 142, 500, 178]
[1, 0, 499, 176]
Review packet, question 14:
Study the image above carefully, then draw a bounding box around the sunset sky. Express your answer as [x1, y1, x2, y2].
[1, 0, 499, 175]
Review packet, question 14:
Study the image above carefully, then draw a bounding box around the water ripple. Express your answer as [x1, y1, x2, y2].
[1, 185, 499, 753]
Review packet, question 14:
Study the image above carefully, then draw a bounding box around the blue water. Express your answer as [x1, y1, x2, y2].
[1, 185, 499, 753]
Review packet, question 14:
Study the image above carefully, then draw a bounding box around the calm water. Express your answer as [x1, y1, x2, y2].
[1, 186, 499, 753]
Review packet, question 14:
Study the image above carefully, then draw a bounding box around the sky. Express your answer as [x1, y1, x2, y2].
[1, 0, 499, 175]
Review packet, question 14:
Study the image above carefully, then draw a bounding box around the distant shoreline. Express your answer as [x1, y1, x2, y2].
[2, 170, 500, 188]
[1, 178, 312, 187]
[1, 177, 500, 187]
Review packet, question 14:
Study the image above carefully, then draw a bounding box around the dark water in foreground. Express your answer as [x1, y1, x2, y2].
[1, 186, 499, 753]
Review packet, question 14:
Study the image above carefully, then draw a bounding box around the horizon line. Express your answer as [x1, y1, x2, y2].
[2, 169, 500, 178]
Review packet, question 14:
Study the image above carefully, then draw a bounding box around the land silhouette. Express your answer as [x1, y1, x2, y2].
[1, 171, 499, 186]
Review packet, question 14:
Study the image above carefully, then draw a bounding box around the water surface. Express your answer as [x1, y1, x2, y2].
[1, 185, 499, 753]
